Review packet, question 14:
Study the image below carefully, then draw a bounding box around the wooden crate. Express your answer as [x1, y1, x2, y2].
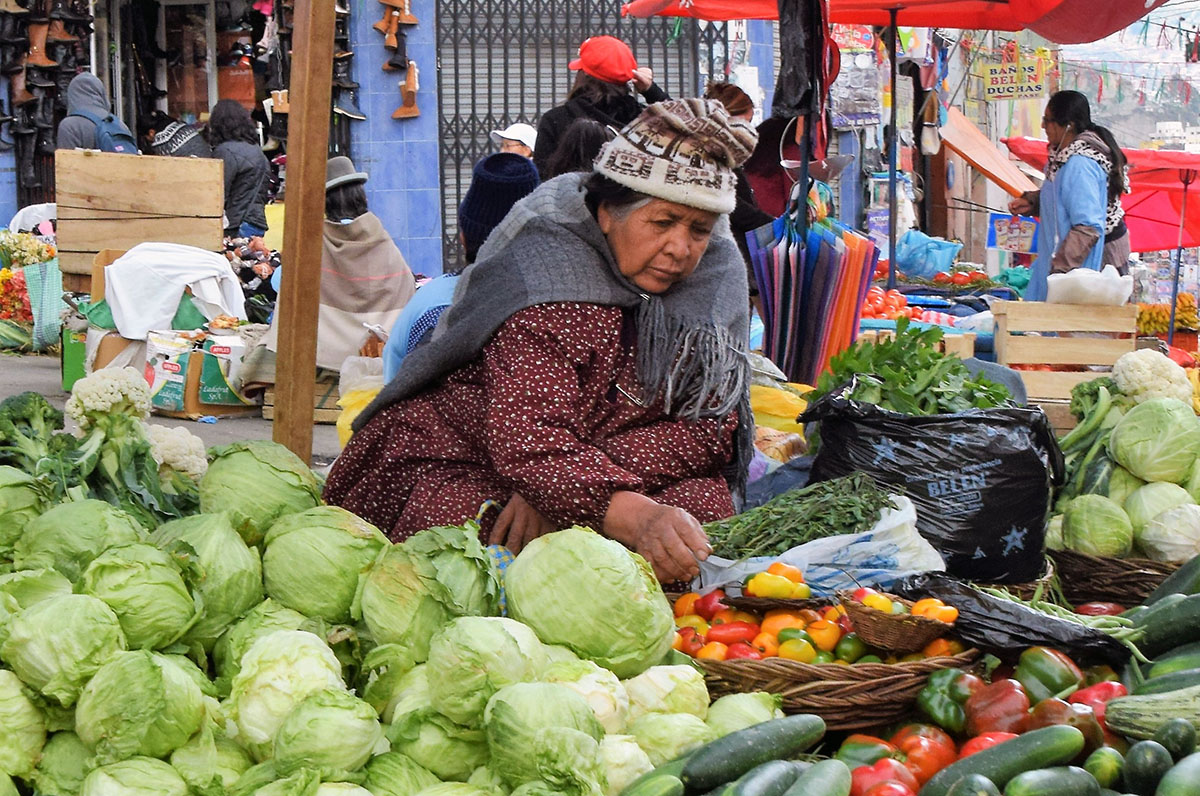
[262, 381, 340, 424]
[857, 328, 977, 358]
[55, 150, 225, 280]
[994, 301, 1138, 401]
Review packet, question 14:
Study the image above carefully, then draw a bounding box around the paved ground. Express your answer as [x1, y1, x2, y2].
[0, 352, 343, 466]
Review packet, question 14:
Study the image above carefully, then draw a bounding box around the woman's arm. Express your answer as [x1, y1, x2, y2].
[1051, 157, 1107, 273]
[598, 412, 738, 492]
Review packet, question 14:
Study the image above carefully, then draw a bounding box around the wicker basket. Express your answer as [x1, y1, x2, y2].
[1049, 550, 1178, 606]
[976, 557, 1056, 602]
[697, 648, 980, 731]
[725, 595, 831, 614]
[838, 591, 951, 654]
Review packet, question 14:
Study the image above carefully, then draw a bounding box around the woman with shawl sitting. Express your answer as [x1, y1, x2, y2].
[324, 99, 756, 583]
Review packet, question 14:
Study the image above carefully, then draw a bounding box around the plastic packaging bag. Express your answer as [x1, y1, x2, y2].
[1045, 264, 1132, 305]
[895, 230, 963, 280]
[802, 388, 1064, 583]
[21, 259, 64, 351]
[336, 356, 384, 448]
[696, 496, 945, 595]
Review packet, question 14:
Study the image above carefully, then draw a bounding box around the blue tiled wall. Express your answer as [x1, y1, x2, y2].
[746, 20, 775, 117]
[349, 0, 443, 275]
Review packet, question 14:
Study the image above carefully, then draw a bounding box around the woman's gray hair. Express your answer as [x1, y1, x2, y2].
[605, 196, 653, 220]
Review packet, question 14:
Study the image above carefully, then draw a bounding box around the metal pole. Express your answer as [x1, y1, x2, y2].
[1169, 172, 1194, 348]
[887, 8, 899, 290]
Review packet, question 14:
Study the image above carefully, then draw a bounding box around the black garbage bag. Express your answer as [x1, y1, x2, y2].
[801, 387, 1065, 583]
[892, 571, 1130, 667]
[772, 0, 825, 118]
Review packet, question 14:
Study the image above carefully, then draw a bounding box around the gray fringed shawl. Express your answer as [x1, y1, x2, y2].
[354, 173, 754, 490]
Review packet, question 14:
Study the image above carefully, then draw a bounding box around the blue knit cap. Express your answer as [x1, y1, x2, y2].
[458, 153, 540, 261]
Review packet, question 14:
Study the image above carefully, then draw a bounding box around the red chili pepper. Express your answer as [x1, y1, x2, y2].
[850, 759, 919, 796]
[704, 621, 761, 645]
[693, 590, 728, 621]
[723, 641, 763, 660]
[965, 679, 1030, 736]
[1068, 681, 1128, 731]
[957, 732, 1018, 759]
[1075, 602, 1126, 616]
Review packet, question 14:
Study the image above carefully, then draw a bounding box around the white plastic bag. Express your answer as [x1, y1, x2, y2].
[1045, 264, 1132, 306]
[694, 497, 944, 594]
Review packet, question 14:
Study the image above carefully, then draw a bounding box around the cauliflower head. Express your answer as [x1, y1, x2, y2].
[145, 423, 208, 480]
[65, 367, 151, 428]
[1112, 348, 1194, 407]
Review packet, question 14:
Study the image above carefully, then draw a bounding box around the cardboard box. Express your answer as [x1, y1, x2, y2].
[146, 329, 259, 420]
[198, 336, 254, 406]
[87, 328, 146, 373]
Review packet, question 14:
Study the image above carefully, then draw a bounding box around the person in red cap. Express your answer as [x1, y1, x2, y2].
[532, 35, 668, 179]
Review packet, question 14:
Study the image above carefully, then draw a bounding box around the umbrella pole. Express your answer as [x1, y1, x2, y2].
[1169, 175, 1193, 347]
[887, 8, 899, 290]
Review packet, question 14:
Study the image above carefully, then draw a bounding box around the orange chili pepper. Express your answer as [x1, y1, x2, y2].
[766, 562, 806, 583]
[760, 612, 807, 638]
[751, 632, 780, 657]
[696, 642, 728, 661]
[806, 619, 842, 652]
[673, 593, 700, 617]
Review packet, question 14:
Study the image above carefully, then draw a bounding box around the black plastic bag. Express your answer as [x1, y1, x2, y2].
[801, 388, 1065, 583]
[892, 572, 1130, 667]
[772, 0, 824, 118]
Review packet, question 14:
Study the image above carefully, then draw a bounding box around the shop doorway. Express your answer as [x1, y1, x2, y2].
[435, 0, 728, 263]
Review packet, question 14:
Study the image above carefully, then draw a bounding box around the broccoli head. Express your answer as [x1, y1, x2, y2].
[0, 391, 66, 471]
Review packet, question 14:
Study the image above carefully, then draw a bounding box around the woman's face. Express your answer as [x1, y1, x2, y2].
[598, 198, 718, 294]
[1042, 109, 1068, 147]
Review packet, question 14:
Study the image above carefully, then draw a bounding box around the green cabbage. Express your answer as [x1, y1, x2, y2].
[199, 441, 323, 546]
[170, 725, 253, 796]
[318, 785, 375, 796]
[427, 617, 548, 726]
[364, 752, 442, 796]
[75, 650, 206, 764]
[0, 773, 15, 796]
[417, 786, 491, 796]
[223, 630, 347, 761]
[0, 465, 47, 559]
[263, 506, 388, 623]
[356, 525, 501, 661]
[1109, 398, 1200, 484]
[0, 668, 46, 778]
[704, 692, 783, 736]
[213, 599, 309, 694]
[542, 659, 629, 734]
[1125, 482, 1195, 533]
[13, 499, 142, 581]
[468, 766, 511, 796]
[484, 682, 605, 794]
[0, 593, 126, 706]
[1044, 515, 1065, 551]
[0, 567, 70, 609]
[79, 757, 190, 796]
[623, 665, 709, 722]
[32, 731, 91, 796]
[152, 513, 264, 650]
[273, 688, 386, 777]
[505, 528, 674, 679]
[509, 785, 565, 796]
[360, 644, 418, 722]
[1138, 503, 1200, 563]
[385, 666, 489, 781]
[1109, 466, 1146, 506]
[78, 542, 199, 650]
[1062, 494, 1134, 557]
[597, 736, 653, 796]
[627, 713, 717, 767]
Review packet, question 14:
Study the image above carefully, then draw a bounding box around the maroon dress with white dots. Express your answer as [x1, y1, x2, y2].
[323, 301, 738, 543]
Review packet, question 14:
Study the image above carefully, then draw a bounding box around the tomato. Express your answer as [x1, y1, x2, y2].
[951, 272, 971, 286]
[673, 593, 700, 617]
[1076, 602, 1126, 616]
[933, 272, 952, 284]
[672, 627, 705, 656]
[967, 270, 988, 281]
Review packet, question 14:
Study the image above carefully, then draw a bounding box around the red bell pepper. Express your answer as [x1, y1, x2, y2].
[1075, 602, 1126, 616]
[1068, 681, 1128, 731]
[896, 734, 957, 785]
[705, 622, 761, 645]
[964, 679, 1030, 736]
[957, 732, 1018, 759]
[836, 735, 898, 769]
[1027, 697, 1104, 761]
[850, 759, 919, 796]
[890, 724, 955, 752]
[693, 590, 728, 620]
[863, 784, 916, 796]
[724, 641, 763, 660]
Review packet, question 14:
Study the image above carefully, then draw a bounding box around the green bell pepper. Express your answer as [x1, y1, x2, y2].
[835, 734, 896, 769]
[916, 668, 984, 734]
[1014, 646, 1084, 703]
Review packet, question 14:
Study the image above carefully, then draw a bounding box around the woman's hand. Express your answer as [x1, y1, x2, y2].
[490, 493, 556, 554]
[1009, 191, 1037, 216]
[631, 67, 655, 93]
[604, 491, 711, 582]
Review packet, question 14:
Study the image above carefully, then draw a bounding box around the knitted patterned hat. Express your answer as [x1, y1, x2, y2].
[593, 98, 758, 214]
[458, 152, 541, 260]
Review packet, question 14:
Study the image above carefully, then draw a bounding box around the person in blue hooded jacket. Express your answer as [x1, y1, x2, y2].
[1010, 91, 1130, 302]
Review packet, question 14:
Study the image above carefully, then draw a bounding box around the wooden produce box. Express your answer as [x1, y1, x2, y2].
[262, 380, 341, 424]
[55, 150, 225, 289]
[994, 300, 1138, 402]
[857, 328, 977, 359]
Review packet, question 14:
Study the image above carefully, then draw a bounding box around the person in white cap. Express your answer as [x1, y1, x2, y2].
[489, 123, 538, 159]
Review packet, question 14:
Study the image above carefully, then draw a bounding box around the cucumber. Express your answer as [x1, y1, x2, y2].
[780, 759, 850, 796]
[680, 714, 826, 792]
[1106, 686, 1200, 740]
[621, 754, 694, 796]
[1144, 553, 1200, 605]
[1154, 751, 1200, 796]
[1147, 643, 1200, 679]
[1084, 747, 1125, 789]
[1003, 766, 1100, 796]
[1153, 718, 1197, 762]
[946, 774, 1001, 796]
[727, 761, 802, 796]
[1124, 741, 1174, 795]
[626, 775, 683, 796]
[921, 726, 1087, 796]
[1131, 595, 1200, 658]
[1133, 669, 1200, 695]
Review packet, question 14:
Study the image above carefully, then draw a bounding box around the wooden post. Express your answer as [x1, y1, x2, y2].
[272, 0, 335, 462]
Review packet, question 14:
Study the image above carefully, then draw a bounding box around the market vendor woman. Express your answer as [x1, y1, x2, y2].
[325, 99, 756, 582]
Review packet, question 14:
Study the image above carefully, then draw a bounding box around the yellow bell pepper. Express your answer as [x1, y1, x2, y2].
[745, 572, 796, 599]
